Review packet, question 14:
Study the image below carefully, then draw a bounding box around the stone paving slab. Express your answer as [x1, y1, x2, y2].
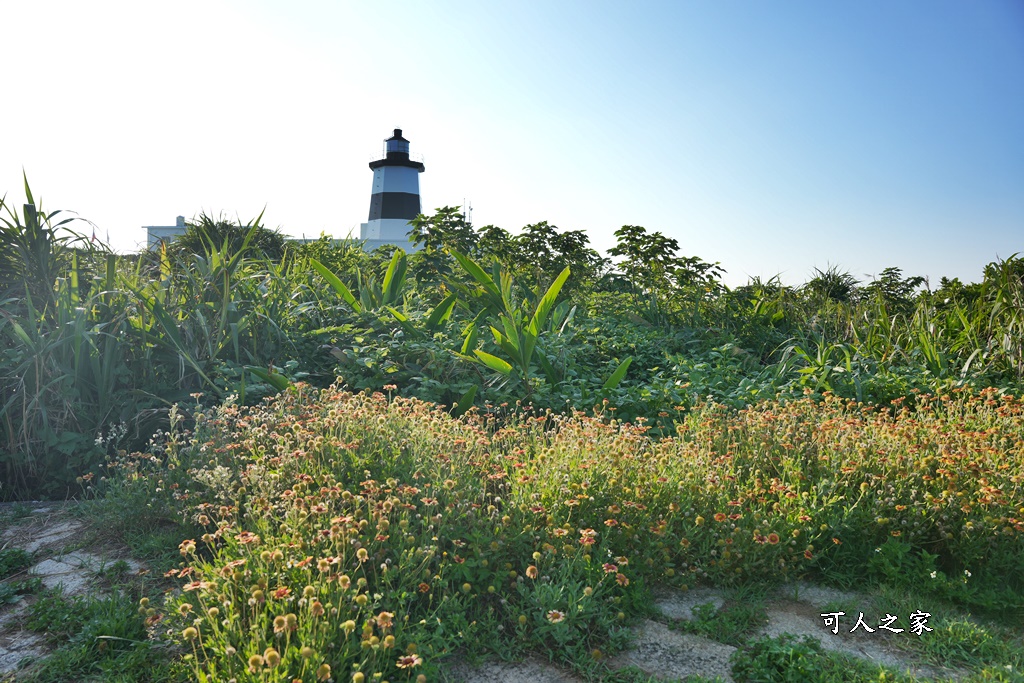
[29, 551, 105, 594]
[610, 619, 736, 682]
[0, 602, 44, 679]
[654, 586, 726, 622]
[2, 518, 84, 555]
[0, 629, 45, 678]
[445, 655, 583, 683]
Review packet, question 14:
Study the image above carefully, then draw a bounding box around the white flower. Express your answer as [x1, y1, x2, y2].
[929, 571, 937, 579]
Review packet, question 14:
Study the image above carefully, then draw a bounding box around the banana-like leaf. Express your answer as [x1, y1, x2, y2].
[536, 351, 561, 384]
[529, 266, 570, 334]
[520, 328, 537, 370]
[386, 306, 424, 339]
[461, 322, 480, 355]
[381, 250, 408, 305]
[451, 385, 477, 417]
[246, 365, 291, 392]
[426, 292, 458, 331]
[602, 356, 633, 389]
[474, 350, 512, 376]
[451, 250, 498, 294]
[310, 258, 362, 312]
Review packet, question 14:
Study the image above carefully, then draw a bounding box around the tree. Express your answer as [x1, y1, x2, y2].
[408, 206, 476, 289]
[861, 267, 925, 313]
[476, 224, 517, 264]
[607, 224, 722, 296]
[512, 221, 606, 293]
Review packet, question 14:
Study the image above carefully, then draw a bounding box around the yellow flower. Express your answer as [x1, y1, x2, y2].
[546, 610, 566, 624]
[396, 654, 423, 668]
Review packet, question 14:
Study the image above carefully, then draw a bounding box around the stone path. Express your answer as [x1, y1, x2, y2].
[0, 503, 148, 680]
[448, 581, 965, 682]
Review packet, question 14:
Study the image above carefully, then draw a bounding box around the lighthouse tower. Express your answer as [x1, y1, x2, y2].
[359, 129, 425, 253]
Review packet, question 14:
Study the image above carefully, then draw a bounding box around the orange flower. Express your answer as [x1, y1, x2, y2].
[766, 533, 780, 545]
[616, 573, 629, 586]
[714, 513, 727, 523]
[526, 565, 539, 579]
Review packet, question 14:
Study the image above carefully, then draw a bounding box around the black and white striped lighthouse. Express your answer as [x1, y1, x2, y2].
[359, 128, 425, 252]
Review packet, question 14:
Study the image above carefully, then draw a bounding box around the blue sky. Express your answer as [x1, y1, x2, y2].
[3, 0, 1022, 286]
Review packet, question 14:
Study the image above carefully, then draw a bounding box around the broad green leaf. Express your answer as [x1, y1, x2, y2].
[451, 385, 477, 417]
[461, 322, 480, 355]
[386, 306, 424, 339]
[381, 250, 408, 305]
[246, 365, 291, 392]
[450, 250, 500, 299]
[536, 351, 561, 384]
[310, 258, 362, 312]
[602, 356, 633, 389]
[426, 292, 458, 331]
[474, 349, 512, 376]
[529, 266, 570, 334]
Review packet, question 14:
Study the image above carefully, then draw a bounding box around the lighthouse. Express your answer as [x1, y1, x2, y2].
[359, 129, 425, 253]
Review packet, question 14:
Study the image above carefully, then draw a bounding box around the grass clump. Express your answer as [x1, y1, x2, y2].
[673, 596, 768, 647]
[23, 590, 180, 683]
[730, 634, 907, 682]
[0, 547, 32, 579]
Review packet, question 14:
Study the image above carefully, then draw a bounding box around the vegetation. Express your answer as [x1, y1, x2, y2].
[1, 181, 1022, 680]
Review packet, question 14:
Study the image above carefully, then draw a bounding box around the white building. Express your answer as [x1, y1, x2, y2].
[143, 216, 187, 249]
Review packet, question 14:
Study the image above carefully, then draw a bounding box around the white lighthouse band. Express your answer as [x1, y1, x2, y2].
[360, 129, 425, 253]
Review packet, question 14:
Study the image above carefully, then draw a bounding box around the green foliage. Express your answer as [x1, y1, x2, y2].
[0, 174, 85, 308]
[0, 547, 39, 605]
[803, 265, 860, 304]
[862, 267, 926, 313]
[0, 547, 32, 579]
[3, 180, 1024, 504]
[731, 634, 899, 682]
[510, 221, 606, 293]
[450, 249, 574, 395]
[170, 212, 286, 261]
[408, 205, 476, 288]
[25, 590, 180, 683]
[674, 594, 768, 647]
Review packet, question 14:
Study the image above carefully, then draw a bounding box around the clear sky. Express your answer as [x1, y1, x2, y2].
[4, 0, 1022, 287]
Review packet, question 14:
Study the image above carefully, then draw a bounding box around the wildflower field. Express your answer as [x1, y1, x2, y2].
[100, 383, 1022, 681]
[2, 186, 1023, 680]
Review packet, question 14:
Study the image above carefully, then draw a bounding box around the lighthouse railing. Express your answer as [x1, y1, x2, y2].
[369, 152, 424, 163]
